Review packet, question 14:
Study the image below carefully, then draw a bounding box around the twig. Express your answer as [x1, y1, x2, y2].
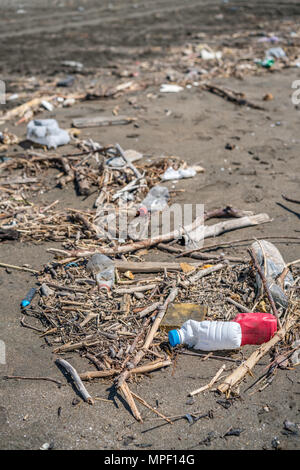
[189, 364, 226, 396]
[131, 391, 173, 424]
[116, 287, 178, 389]
[182, 263, 225, 287]
[115, 143, 142, 179]
[0, 262, 39, 274]
[226, 297, 253, 313]
[3, 375, 63, 386]
[79, 359, 172, 381]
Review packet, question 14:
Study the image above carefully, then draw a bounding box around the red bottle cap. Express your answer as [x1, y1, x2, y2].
[138, 206, 148, 217]
[233, 312, 277, 346]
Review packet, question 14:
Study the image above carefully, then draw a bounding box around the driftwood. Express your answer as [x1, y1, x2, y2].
[114, 284, 157, 295]
[217, 315, 297, 395]
[79, 359, 171, 381]
[72, 115, 136, 128]
[115, 143, 143, 179]
[120, 381, 143, 422]
[0, 262, 39, 274]
[183, 263, 226, 286]
[48, 212, 270, 259]
[115, 288, 177, 421]
[203, 84, 265, 110]
[116, 287, 178, 391]
[191, 213, 271, 242]
[55, 358, 94, 404]
[115, 260, 203, 273]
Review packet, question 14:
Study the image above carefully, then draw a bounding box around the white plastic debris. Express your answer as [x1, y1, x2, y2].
[200, 49, 222, 60]
[266, 47, 286, 59]
[107, 149, 143, 167]
[27, 119, 70, 149]
[291, 340, 300, 366]
[61, 60, 84, 70]
[160, 84, 184, 93]
[41, 100, 54, 112]
[161, 166, 197, 181]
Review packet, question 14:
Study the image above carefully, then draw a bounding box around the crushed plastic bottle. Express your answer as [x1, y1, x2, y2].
[27, 119, 70, 149]
[266, 47, 286, 59]
[86, 254, 115, 291]
[251, 240, 293, 309]
[168, 312, 277, 351]
[161, 166, 196, 181]
[139, 185, 169, 215]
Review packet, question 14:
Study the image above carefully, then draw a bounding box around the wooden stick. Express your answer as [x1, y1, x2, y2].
[120, 382, 142, 422]
[55, 358, 94, 404]
[3, 375, 63, 386]
[183, 263, 225, 286]
[116, 288, 178, 389]
[56, 213, 270, 259]
[131, 391, 173, 424]
[189, 364, 226, 396]
[0, 262, 39, 274]
[114, 260, 203, 273]
[115, 143, 142, 179]
[277, 259, 300, 289]
[138, 302, 161, 318]
[226, 297, 253, 313]
[217, 315, 297, 395]
[80, 359, 171, 381]
[114, 284, 157, 295]
[204, 84, 265, 110]
[248, 247, 282, 329]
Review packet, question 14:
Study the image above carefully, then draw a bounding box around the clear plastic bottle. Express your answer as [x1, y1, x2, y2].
[86, 254, 114, 291]
[251, 240, 293, 309]
[139, 185, 169, 215]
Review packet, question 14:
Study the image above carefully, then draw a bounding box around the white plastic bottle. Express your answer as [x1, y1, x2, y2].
[168, 319, 242, 351]
[86, 254, 114, 291]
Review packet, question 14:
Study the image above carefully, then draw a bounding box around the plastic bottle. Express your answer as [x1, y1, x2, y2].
[168, 312, 277, 351]
[27, 119, 70, 149]
[161, 166, 196, 181]
[251, 240, 293, 309]
[21, 288, 36, 308]
[139, 185, 169, 215]
[86, 254, 115, 291]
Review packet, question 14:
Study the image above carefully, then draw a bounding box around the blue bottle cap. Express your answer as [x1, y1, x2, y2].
[168, 329, 181, 347]
[21, 300, 30, 308]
